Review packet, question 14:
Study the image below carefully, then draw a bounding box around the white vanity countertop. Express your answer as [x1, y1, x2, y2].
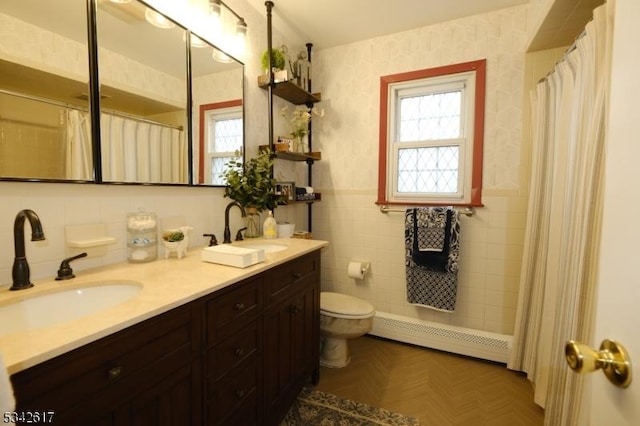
[0, 238, 328, 375]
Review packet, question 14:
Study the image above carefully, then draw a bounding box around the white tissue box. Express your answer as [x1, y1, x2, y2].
[201, 245, 265, 268]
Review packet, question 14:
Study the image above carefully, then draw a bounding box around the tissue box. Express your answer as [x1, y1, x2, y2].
[201, 245, 265, 268]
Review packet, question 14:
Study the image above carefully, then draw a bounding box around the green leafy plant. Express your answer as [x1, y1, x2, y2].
[162, 231, 184, 242]
[222, 149, 283, 212]
[261, 48, 286, 71]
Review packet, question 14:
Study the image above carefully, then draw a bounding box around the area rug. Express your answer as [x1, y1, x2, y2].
[281, 387, 420, 425]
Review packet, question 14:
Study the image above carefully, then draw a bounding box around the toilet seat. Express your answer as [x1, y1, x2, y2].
[320, 292, 375, 319]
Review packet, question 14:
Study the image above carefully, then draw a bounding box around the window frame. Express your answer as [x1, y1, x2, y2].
[377, 60, 486, 207]
[198, 99, 243, 185]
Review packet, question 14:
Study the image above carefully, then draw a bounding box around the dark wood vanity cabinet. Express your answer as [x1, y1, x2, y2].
[204, 275, 262, 425]
[263, 252, 320, 425]
[10, 250, 321, 426]
[10, 300, 203, 426]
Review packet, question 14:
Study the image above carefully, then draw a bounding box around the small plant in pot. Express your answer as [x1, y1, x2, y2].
[221, 149, 284, 237]
[261, 47, 286, 73]
[161, 226, 192, 259]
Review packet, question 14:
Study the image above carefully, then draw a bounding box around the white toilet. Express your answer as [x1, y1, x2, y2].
[319, 292, 376, 368]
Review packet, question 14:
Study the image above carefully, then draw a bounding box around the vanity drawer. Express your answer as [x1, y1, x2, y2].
[206, 275, 262, 343]
[265, 251, 319, 305]
[207, 322, 259, 381]
[12, 303, 196, 416]
[207, 353, 258, 422]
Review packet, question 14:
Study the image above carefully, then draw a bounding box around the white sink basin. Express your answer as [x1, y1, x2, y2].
[242, 243, 288, 253]
[0, 281, 142, 336]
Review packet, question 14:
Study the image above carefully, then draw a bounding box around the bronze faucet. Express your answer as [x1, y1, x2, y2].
[223, 202, 246, 244]
[11, 209, 45, 291]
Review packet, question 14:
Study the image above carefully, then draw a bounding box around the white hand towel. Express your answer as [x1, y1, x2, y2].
[0, 352, 15, 412]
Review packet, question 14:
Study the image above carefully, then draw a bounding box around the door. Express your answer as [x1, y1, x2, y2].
[582, 0, 639, 423]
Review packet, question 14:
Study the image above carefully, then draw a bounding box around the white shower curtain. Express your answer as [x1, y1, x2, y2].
[508, 2, 612, 424]
[64, 109, 92, 180]
[100, 113, 184, 183]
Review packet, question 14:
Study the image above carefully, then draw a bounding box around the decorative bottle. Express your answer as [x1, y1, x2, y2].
[263, 211, 277, 239]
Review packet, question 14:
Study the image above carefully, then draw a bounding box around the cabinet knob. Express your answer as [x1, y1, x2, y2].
[235, 389, 245, 399]
[292, 272, 303, 280]
[108, 366, 123, 381]
[290, 305, 301, 314]
[234, 348, 245, 357]
[233, 302, 245, 311]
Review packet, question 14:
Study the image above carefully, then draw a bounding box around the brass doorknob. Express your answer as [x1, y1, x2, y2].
[565, 339, 632, 388]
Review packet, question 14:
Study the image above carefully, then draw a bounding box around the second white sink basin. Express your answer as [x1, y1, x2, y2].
[0, 281, 142, 336]
[242, 243, 288, 253]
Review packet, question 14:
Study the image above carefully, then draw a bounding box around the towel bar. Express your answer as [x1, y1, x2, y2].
[379, 205, 475, 216]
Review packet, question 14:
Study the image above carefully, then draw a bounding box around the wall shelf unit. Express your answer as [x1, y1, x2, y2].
[263, 1, 321, 231]
[259, 145, 321, 162]
[259, 80, 321, 105]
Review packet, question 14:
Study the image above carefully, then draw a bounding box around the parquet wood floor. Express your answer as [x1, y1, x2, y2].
[315, 335, 544, 426]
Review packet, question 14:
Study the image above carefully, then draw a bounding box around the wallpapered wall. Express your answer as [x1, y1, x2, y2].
[309, 5, 530, 335]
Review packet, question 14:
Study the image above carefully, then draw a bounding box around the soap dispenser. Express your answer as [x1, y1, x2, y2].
[263, 211, 277, 239]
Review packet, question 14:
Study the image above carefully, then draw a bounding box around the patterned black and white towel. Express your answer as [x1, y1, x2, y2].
[405, 207, 460, 312]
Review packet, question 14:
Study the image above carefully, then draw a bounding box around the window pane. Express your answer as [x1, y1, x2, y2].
[208, 117, 243, 152]
[399, 91, 461, 141]
[210, 156, 237, 185]
[397, 146, 459, 193]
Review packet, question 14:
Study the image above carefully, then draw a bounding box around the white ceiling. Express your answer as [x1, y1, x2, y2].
[246, 0, 530, 50]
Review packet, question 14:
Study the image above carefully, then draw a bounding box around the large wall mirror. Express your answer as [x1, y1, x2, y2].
[0, 0, 244, 186]
[0, 0, 94, 182]
[96, 0, 189, 184]
[191, 39, 244, 186]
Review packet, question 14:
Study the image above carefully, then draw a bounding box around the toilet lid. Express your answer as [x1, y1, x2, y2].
[320, 292, 375, 318]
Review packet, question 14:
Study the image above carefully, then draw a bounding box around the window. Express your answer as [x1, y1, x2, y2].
[377, 60, 485, 206]
[199, 100, 243, 185]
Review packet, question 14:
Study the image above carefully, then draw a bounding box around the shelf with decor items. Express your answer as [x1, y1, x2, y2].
[262, 1, 321, 231]
[258, 78, 321, 105]
[259, 145, 321, 162]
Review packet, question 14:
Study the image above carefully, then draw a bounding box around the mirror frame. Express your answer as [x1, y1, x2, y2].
[0, 0, 244, 187]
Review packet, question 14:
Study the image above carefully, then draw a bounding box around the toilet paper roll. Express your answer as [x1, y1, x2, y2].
[347, 261, 369, 279]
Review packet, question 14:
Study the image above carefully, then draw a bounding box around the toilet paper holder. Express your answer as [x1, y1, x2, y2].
[348, 261, 370, 279]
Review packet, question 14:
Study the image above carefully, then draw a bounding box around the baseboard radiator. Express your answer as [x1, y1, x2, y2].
[369, 312, 512, 363]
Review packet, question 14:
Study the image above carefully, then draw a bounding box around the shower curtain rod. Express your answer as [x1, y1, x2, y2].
[0, 88, 183, 131]
[379, 205, 475, 216]
[0, 88, 82, 111]
[537, 27, 588, 84]
[101, 108, 184, 131]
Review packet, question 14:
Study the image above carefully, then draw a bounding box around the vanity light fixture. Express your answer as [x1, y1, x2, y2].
[145, 7, 175, 29]
[209, 0, 222, 18]
[236, 17, 247, 39]
[232, 17, 247, 55]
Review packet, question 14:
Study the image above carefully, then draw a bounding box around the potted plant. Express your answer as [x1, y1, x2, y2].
[222, 149, 283, 211]
[222, 149, 283, 237]
[261, 47, 286, 73]
[161, 226, 192, 259]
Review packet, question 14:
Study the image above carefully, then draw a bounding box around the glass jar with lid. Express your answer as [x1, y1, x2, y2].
[127, 211, 157, 263]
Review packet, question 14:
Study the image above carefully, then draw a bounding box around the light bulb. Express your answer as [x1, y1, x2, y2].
[234, 18, 247, 55]
[212, 48, 233, 64]
[209, 0, 221, 17]
[145, 8, 175, 29]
